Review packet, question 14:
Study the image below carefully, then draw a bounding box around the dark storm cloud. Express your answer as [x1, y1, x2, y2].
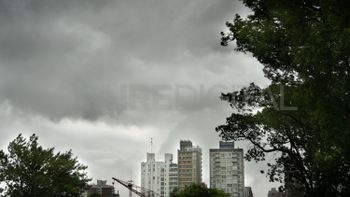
[0, 0, 260, 121]
[0, 1, 276, 196]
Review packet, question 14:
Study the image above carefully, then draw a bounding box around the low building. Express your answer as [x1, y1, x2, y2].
[87, 180, 118, 197]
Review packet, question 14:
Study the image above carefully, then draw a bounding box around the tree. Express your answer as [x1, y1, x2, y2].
[0, 134, 90, 197]
[88, 193, 102, 197]
[170, 184, 229, 197]
[217, 0, 350, 197]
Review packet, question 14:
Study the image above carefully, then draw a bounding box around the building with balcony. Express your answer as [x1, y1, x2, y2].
[141, 153, 177, 197]
[177, 140, 202, 189]
[209, 141, 244, 197]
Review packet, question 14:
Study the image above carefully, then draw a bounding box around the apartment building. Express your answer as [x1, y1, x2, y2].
[141, 153, 178, 197]
[177, 140, 202, 189]
[210, 141, 244, 197]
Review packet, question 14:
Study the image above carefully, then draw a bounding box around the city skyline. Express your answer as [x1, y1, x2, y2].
[0, 0, 279, 197]
[1, 0, 348, 196]
[139, 140, 249, 197]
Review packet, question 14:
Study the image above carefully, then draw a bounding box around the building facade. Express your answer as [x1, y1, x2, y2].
[164, 153, 178, 196]
[177, 140, 202, 189]
[168, 163, 178, 194]
[141, 153, 177, 197]
[87, 180, 117, 197]
[209, 141, 244, 197]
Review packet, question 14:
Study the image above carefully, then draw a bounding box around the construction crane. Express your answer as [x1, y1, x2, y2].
[112, 177, 161, 197]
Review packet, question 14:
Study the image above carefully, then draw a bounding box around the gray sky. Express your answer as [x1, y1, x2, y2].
[0, 0, 280, 196]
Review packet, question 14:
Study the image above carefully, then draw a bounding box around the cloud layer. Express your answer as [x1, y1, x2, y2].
[0, 0, 277, 196]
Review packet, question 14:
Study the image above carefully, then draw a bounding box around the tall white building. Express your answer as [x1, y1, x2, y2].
[210, 141, 244, 197]
[141, 153, 178, 197]
[177, 140, 202, 189]
[168, 163, 178, 193]
[164, 153, 178, 196]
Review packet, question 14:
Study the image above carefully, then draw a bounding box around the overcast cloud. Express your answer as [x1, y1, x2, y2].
[0, 0, 279, 196]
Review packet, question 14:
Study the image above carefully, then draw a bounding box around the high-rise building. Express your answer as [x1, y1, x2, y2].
[164, 153, 178, 196]
[244, 187, 254, 197]
[268, 188, 283, 197]
[168, 163, 178, 194]
[141, 153, 177, 197]
[210, 141, 244, 197]
[177, 140, 202, 189]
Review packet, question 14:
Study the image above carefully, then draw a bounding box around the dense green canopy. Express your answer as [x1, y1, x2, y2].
[170, 184, 229, 197]
[217, 0, 350, 196]
[0, 134, 90, 197]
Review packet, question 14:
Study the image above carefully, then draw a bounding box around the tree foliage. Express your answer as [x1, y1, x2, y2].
[170, 184, 229, 197]
[0, 134, 90, 197]
[217, 0, 350, 197]
[88, 193, 102, 197]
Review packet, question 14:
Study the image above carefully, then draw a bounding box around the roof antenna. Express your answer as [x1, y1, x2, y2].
[150, 138, 153, 153]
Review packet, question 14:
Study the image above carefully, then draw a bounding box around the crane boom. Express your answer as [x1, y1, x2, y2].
[112, 177, 146, 197]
